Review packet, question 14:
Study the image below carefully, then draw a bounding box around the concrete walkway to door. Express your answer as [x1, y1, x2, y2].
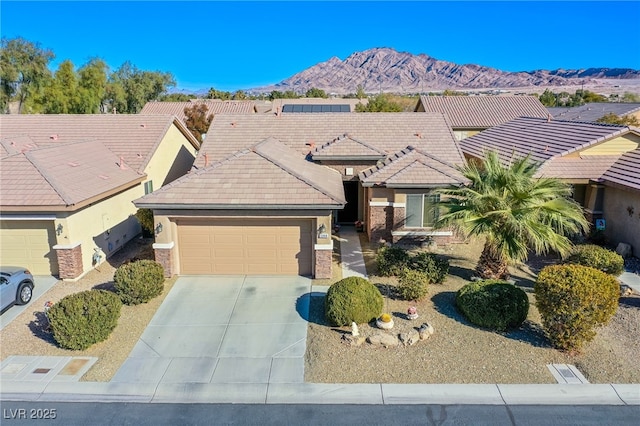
[110, 275, 311, 392]
[338, 226, 368, 279]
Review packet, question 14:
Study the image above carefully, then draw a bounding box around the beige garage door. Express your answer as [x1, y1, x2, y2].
[178, 219, 312, 275]
[0, 221, 59, 275]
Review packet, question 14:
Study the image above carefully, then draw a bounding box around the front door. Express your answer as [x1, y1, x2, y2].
[338, 181, 359, 223]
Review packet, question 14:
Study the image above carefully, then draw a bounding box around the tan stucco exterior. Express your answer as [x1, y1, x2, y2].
[601, 186, 640, 255]
[141, 123, 199, 188]
[575, 134, 640, 156]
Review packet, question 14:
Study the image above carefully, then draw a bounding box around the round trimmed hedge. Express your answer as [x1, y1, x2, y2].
[456, 280, 529, 331]
[564, 244, 624, 276]
[535, 264, 619, 352]
[324, 276, 383, 326]
[114, 260, 165, 305]
[48, 289, 122, 350]
[397, 268, 430, 301]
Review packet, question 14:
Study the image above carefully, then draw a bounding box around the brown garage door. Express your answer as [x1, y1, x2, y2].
[178, 219, 312, 275]
[0, 220, 59, 275]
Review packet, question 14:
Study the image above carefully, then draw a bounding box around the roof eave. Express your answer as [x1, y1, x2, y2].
[313, 155, 384, 161]
[133, 203, 346, 210]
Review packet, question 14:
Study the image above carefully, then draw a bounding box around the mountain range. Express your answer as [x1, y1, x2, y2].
[251, 47, 640, 95]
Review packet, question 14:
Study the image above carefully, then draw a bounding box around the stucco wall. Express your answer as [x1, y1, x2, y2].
[602, 186, 640, 255]
[577, 134, 640, 156]
[142, 124, 198, 188]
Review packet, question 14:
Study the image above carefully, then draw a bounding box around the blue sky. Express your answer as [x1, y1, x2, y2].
[2, 1, 639, 92]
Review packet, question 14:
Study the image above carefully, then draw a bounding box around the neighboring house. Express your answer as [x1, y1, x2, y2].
[598, 148, 640, 253]
[135, 113, 467, 279]
[414, 95, 549, 140]
[460, 116, 640, 252]
[548, 103, 640, 122]
[140, 100, 257, 122]
[0, 115, 200, 279]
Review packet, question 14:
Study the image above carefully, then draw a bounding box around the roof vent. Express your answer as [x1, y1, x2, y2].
[414, 132, 423, 138]
[119, 156, 126, 170]
[68, 162, 79, 167]
[50, 134, 58, 140]
[140, 124, 146, 128]
[99, 175, 110, 180]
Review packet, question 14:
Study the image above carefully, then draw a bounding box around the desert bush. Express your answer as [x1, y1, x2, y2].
[410, 252, 450, 284]
[535, 264, 619, 352]
[397, 268, 430, 301]
[135, 208, 154, 237]
[456, 280, 529, 331]
[324, 276, 383, 326]
[114, 260, 165, 305]
[376, 245, 410, 276]
[564, 244, 624, 276]
[47, 290, 122, 350]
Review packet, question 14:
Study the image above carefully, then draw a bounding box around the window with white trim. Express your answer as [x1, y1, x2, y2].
[144, 181, 154, 194]
[405, 194, 440, 228]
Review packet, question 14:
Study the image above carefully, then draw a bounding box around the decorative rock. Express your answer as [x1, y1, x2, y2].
[376, 318, 394, 330]
[351, 322, 360, 337]
[616, 242, 633, 259]
[407, 306, 419, 320]
[342, 334, 365, 346]
[418, 322, 435, 340]
[367, 332, 399, 347]
[399, 329, 420, 346]
[620, 284, 634, 297]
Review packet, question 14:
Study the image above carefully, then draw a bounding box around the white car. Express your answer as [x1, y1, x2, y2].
[0, 267, 35, 314]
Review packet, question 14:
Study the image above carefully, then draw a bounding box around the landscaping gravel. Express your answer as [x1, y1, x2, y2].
[304, 238, 640, 384]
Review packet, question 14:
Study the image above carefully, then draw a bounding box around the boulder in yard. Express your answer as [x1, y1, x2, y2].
[616, 242, 633, 259]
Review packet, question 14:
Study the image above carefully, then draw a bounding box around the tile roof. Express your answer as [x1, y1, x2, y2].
[549, 103, 640, 122]
[359, 146, 469, 187]
[139, 100, 257, 121]
[195, 112, 465, 170]
[312, 134, 387, 159]
[460, 117, 634, 166]
[1, 140, 144, 209]
[135, 138, 345, 209]
[535, 155, 620, 181]
[0, 114, 199, 173]
[416, 95, 549, 128]
[601, 148, 640, 191]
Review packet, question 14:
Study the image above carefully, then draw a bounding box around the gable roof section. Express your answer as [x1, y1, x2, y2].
[601, 148, 640, 192]
[312, 134, 387, 160]
[1, 140, 145, 210]
[0, 114, 200, 173]
[140, 100, 257, 121]
[195, 112, 464, 169]
[135, 138, 345, 209]
[416, 95, 549, 128]
[550, 103, 640, 122]
[461, 117, 633, 165]
[535, 155, 621, 182]
[359, 146, 468, 188]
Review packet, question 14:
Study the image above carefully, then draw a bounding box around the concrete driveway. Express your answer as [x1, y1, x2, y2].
[111, 275, 311, 385]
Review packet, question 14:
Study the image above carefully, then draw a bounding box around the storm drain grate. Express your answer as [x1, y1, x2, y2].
[547, 364, 589, 384]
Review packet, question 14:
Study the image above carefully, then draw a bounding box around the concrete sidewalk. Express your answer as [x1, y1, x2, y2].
[338, 226, 368, 279]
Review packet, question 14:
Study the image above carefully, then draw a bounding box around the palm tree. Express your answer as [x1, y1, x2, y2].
[435, 151, 589, 280]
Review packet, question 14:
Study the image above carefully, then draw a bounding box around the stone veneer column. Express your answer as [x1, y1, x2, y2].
[53, 242, 83, 280]
[314, 244, 332, 279]
[369, 206, 393, 243]
[153, 242, 175, 277]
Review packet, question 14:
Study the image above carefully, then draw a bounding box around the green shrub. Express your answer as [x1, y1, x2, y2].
[456, 280, 529, 331]
[564, 244, 624, 276]
[324, 277, 383, 326]
[47, 290, 122, 350]
[135, 208, 154, 237]
[397, 268, 430, 301]
[410, 252, 450, 284]
[376, 245, 410, 276]
[114, 260, 165, 305]
[535, 264, 619, 352]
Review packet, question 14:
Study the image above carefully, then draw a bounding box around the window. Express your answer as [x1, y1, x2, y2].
[405, 194, 440, 228]
[144, 181, 154, 195]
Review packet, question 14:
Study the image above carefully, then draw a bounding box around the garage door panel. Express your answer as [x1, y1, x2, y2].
[0, 221, 58, 275]
[178, 220, 312, 276]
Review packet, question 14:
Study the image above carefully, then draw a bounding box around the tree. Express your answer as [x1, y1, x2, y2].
[0, 37, 54, 113]
[355, 84, 366, 100]
[159, 93, 193, 102]
[77, 58, 108, 113]
[596, 112, 640, 126]
[42, 60, 78, 113]
[622, 92, 640, 102]
[356, 93, 403, 112]
[207, 87, 231, 100]
[232, 90, 247, 100]
[305, 87, 327, 98]
[269, 90, 299, 100]
[434, 152, 589, 280]
[539, 89, 557, 107]
[104, 62, 175, 113]
[184, 103, 213, 143]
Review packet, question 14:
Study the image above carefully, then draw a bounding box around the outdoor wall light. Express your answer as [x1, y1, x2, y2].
[154, 223, 163, 235]
[56, 223, 64, 236]
[318, 223, 326, 234]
